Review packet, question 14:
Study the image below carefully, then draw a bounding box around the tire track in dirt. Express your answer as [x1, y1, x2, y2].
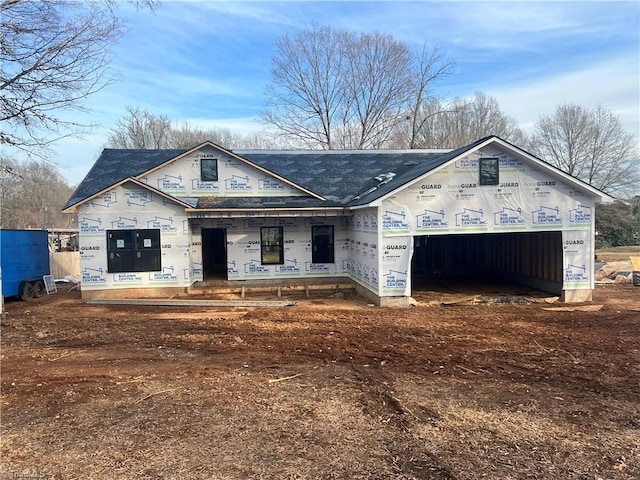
[351, 365, 456, 479]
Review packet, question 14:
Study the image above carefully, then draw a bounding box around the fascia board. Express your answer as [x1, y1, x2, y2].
[185, 206, 348, 213]
[62, 177, 193, 213]
[364, 158, 459, 208]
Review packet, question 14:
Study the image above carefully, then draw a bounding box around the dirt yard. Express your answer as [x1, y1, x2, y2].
[1, 281, 638, 480]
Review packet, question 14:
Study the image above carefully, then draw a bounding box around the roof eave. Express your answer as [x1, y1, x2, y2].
[186, 206, 348, 213]
[62, 177, 194, 213]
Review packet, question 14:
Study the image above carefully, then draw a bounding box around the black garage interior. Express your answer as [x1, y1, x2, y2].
[411, 231, 563, 295]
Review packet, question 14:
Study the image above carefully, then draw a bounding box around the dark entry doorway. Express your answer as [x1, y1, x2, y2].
[201, 228, 227, 280]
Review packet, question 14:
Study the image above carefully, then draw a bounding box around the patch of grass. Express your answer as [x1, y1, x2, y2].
[596, 245, 640, 263]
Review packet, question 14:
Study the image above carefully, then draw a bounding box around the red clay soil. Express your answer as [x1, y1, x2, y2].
[1, 283, 638, 479]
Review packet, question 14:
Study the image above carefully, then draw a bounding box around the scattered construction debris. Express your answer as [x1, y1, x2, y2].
[87, 299, 297, 307]
[595, 258, 638, 285]
[542, 305, 604, 312]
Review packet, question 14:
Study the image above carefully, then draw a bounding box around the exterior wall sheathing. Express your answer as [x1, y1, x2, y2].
[74, 141, 599, 304]
[378, 145, 595, 303]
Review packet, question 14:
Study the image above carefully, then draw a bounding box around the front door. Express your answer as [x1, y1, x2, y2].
[201, 228, 227, 279]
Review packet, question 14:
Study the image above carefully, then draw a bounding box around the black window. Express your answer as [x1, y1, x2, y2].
[261, 226, 284, 265]
[479, 157, 499, 185]
[107, 229, 161, 273]
[312, 225, 334, 264]
[201, 158, 218, 182]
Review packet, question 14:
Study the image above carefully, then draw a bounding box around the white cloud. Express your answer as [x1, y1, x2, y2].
[183, 116, 264, 133]
[485, 55, 640, 136]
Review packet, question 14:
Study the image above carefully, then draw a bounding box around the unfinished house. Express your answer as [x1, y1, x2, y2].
[62, 136, 610, 305]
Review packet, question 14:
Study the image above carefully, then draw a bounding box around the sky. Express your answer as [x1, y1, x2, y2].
[14, 0, 640, 186]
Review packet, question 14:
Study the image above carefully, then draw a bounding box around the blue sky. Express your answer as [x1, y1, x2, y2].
[36, 0, 640, 185]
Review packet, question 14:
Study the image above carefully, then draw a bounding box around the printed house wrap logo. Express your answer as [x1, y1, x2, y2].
[192, 261, 203, 277]
[79, 216, 104, 233]
[532, 206, 562, 225]
[227, 260, 239, 275]
[191, 178, 219, 191]
[258, 176, 285, 191]
[89, 191, 117, 208]
[125, 190, 152, 207]
[305, 262, 331, 273]
[416, 209, 448, 229]
[383, 269, 407, 289]
[111, 217, 138, 229]
[225, 175, 252, 192]
[382, 210, 409, 231]
[276, 259, 300, 274]
[493, 207, 525, 226]
[150, 266, 178, 282]
[455, 208, 487, 227]
[244, 218, 266, 230]
[456, 158, 478, 170]
[157, 174, 185, 191]
[114, 273, 143, 283]
[362, 264, 371, 283]
[147, 216, 177, 232]
[244, 259, 270, 275]
[82, 267, 106, 284]
[369, 214, 378, 231]
[564, 264, 589, 283]
[499, 157, 525, 170]
[569, 204, 591, 224]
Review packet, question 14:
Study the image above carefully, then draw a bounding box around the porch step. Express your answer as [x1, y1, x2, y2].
[188, 279, 356, 298]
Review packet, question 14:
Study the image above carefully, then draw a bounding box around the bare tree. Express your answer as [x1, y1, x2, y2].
[108, 106, 173, 149]
[0, 0, 157, 156]
[342, 32, 414, 148]
[0, 156, 75, 229]
[394, 92, 526, 149]
[262, 25, 350, 149]
[262, 25, 452, 149]
[403, 46, 455, 149]
[169, 122, 240, 150]
[107, 106, 279, 150]
[531, 104, 639, 195]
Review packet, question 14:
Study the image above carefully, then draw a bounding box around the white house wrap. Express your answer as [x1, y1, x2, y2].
[64, 136, 610, 305]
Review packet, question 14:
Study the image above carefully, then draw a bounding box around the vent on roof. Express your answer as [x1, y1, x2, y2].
[351, 172, 397, 201]
[374, 172, 396, 183]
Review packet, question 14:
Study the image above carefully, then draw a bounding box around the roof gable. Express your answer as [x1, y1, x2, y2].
[64, 141, 326, 210]
[64, 148, 187, 210]
[64, 176, 195, 214]
[365, 136, 611, 206]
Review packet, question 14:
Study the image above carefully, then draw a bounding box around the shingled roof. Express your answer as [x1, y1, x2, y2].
[64, 148, 187, 209]
[237, 137, 490, 206]
[64, 137, 495, 210]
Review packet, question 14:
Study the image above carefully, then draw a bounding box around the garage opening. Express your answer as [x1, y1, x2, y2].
[201, 228, 227, 280]
[411, 231, 563, 295]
